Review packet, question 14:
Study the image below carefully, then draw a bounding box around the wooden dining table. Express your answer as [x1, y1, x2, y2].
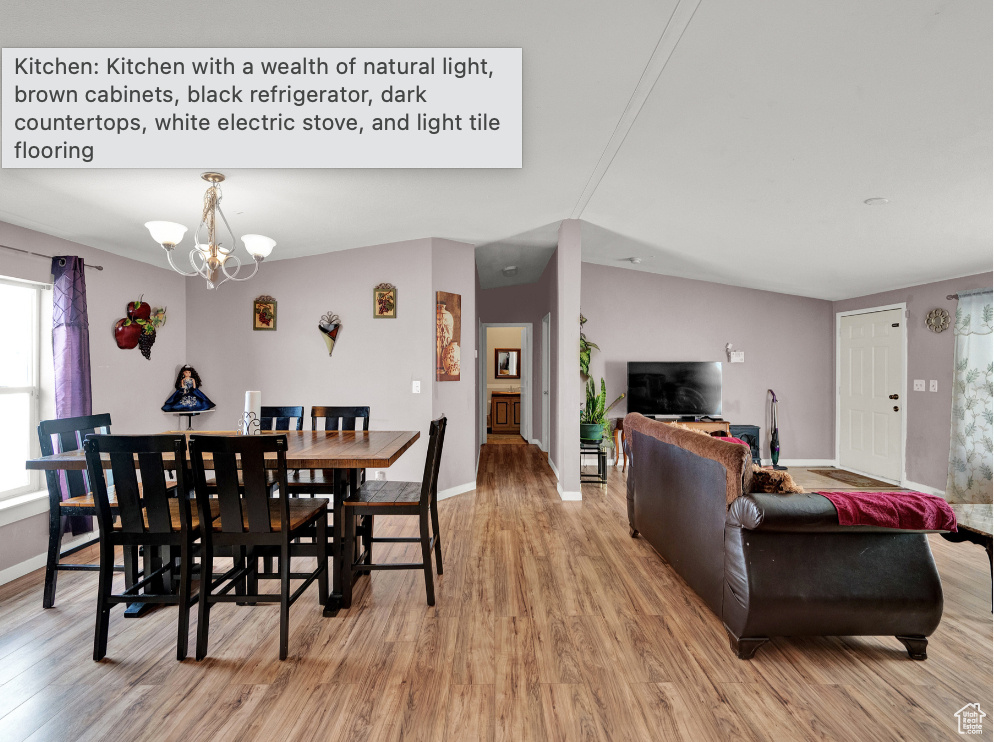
[25, 429, 421, 617]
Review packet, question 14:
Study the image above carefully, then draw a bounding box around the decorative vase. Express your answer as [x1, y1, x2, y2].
[436, 301, 454, 374]
[580, 423, 604, 441]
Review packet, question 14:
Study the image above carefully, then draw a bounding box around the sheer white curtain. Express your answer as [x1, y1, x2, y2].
[946, 288, 993, 503]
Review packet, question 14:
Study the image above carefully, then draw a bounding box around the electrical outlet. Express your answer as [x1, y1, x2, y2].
[730, 351, 745, 363]
[913, 379, 926, 392]
[929, 380, 938, 392]
[412, 380, 421, 394]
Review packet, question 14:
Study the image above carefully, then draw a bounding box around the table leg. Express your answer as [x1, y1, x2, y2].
[124, 544, 174, 618]
[614, 428, 623, 468]
[323, 467, 346, 617]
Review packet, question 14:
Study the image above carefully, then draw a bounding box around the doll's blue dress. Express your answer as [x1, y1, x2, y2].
[161, 378, 215, 412]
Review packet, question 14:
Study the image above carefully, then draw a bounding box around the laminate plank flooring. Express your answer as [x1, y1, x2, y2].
[0, 445, 990, 741]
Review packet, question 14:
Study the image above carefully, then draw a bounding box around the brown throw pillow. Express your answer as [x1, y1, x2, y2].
[750, 465, 804, 494]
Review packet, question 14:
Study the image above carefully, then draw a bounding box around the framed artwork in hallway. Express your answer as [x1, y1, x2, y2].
[494, 348, 521, 379]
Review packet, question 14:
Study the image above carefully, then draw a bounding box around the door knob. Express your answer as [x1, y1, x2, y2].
[889, 394, 899, 400]
[893, 406, 900, 412]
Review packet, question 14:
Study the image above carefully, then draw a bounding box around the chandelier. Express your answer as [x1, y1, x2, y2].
[144, 172, 275, 290]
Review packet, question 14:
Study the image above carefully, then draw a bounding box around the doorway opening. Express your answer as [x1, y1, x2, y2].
[479, 323, 532, 446]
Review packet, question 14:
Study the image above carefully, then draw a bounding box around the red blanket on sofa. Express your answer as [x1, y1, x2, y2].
[818, 490, 957, 531]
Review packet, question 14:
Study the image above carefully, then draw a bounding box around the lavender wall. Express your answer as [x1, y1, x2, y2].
[833, 271, 994, 491]
[430, 238, 479, 492]
[581, 263, 836, 461]
[0, 220, 188, 577]
[478, 251, 558, 452]
[185, 238, 436, 486]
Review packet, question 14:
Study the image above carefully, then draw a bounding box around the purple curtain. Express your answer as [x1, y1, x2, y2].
[52, 256, 93, 535]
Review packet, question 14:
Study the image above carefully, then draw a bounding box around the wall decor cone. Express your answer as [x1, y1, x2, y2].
[319, 312, 342, 356]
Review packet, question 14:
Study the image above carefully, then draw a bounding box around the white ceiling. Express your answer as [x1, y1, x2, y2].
[1, 0, 990, 301]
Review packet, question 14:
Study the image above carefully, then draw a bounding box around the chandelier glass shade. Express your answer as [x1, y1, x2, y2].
[144, 172, 275, 289]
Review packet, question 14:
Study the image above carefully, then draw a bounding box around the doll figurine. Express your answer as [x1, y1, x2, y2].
[161, 365, 216, 412]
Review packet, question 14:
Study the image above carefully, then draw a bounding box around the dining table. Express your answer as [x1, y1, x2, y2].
[25, 428, 421, 617]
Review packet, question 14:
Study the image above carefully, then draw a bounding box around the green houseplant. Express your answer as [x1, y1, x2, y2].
[579, 313, 598, 381]
[581, 377, 625, 441]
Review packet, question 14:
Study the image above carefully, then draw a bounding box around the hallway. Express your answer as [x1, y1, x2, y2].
[0, 443, 989, 740]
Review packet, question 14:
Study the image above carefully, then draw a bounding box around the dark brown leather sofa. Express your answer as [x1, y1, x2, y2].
[624, 413, 944, 660]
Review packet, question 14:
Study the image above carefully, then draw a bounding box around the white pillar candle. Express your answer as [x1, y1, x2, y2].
[244, 391, 262, 434]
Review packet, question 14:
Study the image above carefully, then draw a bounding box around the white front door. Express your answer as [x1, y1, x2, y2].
[838, 308, 905, 482]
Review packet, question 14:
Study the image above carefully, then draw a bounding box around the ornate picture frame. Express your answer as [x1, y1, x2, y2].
[253, 295, 277, 331]
[373, 283, 398, 318]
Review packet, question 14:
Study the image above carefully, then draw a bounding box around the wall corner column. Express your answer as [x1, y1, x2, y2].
[556, 219, 582, 498]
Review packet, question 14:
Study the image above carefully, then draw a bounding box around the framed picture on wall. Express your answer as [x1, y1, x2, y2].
[253, 295, 277, 331]
[436, 291, 461, 381]
[494, 348, 521, 379]
[373, 283, 397, 318]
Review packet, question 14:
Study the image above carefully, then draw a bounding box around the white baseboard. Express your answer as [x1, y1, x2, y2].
[902, 480, 946, 497]
[760, 458, 838, 468]
[438, 481, 476, 501]
[529, 438, 542, 447]
[0, 533, 94, 587]
[548, 456, 560, 480]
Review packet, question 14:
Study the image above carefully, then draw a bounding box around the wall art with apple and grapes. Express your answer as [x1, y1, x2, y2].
[114, 296, 166, 360]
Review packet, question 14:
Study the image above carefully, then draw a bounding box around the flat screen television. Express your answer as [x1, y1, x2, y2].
[626, 361, 722, 418]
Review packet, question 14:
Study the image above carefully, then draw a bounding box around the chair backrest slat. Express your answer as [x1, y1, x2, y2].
[311, 406, 370, 432]
[211, 451, 247, 533]
[260, 406, 304, 431]
[190, 435, 289, 535]
[137, 451, 173, 533]
[83, 434, 189, 536]
[109, 451, 145, 532]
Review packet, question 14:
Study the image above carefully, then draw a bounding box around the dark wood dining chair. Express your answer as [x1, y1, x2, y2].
[284, 406, 372, 498]
[83, 434, 209, 661]
[260, 406, 304, 431]
[189, 434, 329, 661]
[310, 405, 370, 433]
[342, 416, 446, 607]
[38, 414, 143, 609]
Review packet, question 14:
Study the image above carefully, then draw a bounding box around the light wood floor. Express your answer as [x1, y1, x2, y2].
[0, 445, 990, 741]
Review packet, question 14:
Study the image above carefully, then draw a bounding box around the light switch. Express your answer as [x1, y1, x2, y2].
[412, 380, 421, 394]
[929, 380, 938, 392]
[730, 351, 745, 363]
[913, 379, 926, 392]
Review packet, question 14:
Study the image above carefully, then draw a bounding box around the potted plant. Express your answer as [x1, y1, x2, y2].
[581, 377, 625, 441]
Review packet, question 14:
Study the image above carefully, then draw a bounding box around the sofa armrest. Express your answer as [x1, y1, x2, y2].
[727, 493, 947, 534]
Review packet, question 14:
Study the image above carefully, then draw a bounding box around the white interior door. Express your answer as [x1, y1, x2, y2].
[542, 313, 551, 452]
[838, 308, 905, 481]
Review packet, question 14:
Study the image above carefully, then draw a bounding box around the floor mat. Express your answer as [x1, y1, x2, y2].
[807, 468, 899, 489]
